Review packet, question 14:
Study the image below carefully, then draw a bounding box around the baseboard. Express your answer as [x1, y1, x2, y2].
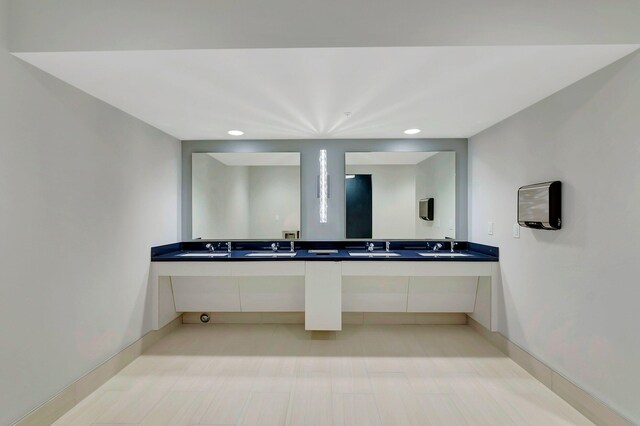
[14, 316, 182, 426]
[182, 311, 306, 324]
[467, 316, 633, 426]
[182, 311, 467, 325]
[344, 312, 467, 325]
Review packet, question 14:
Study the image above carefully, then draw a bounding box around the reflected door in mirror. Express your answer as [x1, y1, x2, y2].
[345, 174, 372, 238]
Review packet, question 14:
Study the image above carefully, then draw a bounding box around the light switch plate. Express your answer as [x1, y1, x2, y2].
[487, 222, 494, 235]
[513, 223, 520, 238]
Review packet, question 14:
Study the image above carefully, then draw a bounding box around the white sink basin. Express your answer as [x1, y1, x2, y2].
[417, 252, 471, 257]
[245, 252, 298, 257]
[178, 252, 230, 258]
[349, 252, 401, 257]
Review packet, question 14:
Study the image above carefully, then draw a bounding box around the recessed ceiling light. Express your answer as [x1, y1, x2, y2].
[228, 130, 244, 136]
[404, 128, 421, 135]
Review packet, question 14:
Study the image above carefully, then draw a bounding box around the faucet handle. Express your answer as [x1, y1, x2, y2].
[205, 243, 214, 252]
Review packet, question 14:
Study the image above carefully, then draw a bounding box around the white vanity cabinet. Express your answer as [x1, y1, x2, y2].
[341, 262, 488, 314]
[150, 259, 499, 332]
[169, 261, 305, 313]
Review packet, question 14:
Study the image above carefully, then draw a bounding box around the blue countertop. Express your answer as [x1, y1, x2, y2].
[151, 241, 498, 262]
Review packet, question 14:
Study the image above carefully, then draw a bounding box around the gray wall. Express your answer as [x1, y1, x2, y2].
[469, 50, 640, 423]
[0, 1, 181, 423]
[182, 139, 467, 240]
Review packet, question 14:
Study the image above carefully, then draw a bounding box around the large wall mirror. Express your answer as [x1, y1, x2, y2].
[192, 153, 301, 240]
[345, 152, 456, 239]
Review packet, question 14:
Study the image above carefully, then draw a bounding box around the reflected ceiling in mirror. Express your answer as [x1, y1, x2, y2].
[192, 152, 300, 240]
[345, 151, 456, 240]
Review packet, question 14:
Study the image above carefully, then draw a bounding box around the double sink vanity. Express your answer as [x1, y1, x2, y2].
[148, 149, 499, 332]
[163, 240, 475, 259]
[149, 240, 499, 332]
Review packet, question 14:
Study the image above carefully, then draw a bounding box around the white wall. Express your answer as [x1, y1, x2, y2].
[192, 155, 250, 239]
[248, 166, 300, 239]
[346, 165, 416, 238]
[469, 50, 640, 423]
[0, 1, 181, 424]
[416, 152, 456, 239]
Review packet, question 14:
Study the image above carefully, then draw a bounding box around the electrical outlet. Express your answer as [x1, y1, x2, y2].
[487, 222, 494, 235]
[513, 223, 520, 238]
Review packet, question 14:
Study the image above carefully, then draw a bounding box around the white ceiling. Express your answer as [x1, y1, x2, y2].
[15, 45, 638, 140]
[206, 152, 299, 166]
[346, 152, 438, 166]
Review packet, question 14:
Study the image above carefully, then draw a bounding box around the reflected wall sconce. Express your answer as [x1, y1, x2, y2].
[318, 149, 329, 223]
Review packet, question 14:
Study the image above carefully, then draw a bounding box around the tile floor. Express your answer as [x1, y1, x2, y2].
[53, 324, 593, 425]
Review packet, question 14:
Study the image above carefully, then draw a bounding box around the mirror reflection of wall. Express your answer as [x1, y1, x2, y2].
[192, 153, 300, 240]
[345, 152, 456, 239]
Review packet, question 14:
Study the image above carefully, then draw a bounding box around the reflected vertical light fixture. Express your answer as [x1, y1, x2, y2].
[318, 149, 328, 223]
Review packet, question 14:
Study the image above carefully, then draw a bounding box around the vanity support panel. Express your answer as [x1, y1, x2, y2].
[305, 262, 342, 330]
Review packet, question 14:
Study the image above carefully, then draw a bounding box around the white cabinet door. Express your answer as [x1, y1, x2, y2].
[238, 276, 304, 312]
[407, 276, 478, 313]
[342, 276, 409, 312]
[305, 262, 342, 330]
[171, 276, 240, 312]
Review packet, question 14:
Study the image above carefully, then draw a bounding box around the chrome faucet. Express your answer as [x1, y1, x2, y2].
[385, 241, 391, 252]
[433, 243, 443, 252]
[290, 241, 295, 252]
[205, 243, 215, 253]
[450, 241, 458, 253]
[226, 242, 232, 253]
[366, 242, 375, 252]
[271, 242, 279, 252]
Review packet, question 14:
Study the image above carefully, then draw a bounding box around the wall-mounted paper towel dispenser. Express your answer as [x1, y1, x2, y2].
[419, 198, 434, 221]
[518, 181, 561, 230]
